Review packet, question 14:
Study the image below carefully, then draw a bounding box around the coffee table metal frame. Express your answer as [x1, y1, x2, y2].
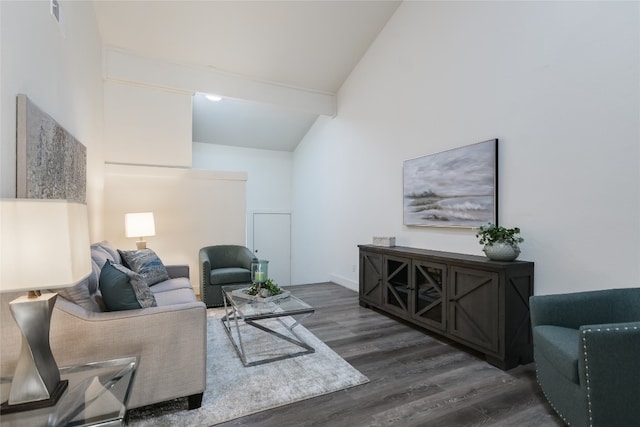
[221, 285, 315, 367]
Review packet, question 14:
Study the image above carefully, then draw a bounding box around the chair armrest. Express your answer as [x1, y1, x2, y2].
[239, 247, 258, 270]
[166, 264, 189, 279]
[530, 288, 640, 329]
[199, 250, 212, 287]
[577, 321, 640, 426]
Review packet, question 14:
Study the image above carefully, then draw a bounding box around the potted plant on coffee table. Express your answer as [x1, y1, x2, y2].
[476, 222, 524, 261]
[245, 279, 284, 298]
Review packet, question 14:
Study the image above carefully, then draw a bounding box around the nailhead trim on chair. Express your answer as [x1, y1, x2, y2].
[582, 325, 640, 427]
[582, 329, 594, 427]
[535, 367, 573, 426]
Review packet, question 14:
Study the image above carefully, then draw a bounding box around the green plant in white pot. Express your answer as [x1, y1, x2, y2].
[476, 222, 524, 261]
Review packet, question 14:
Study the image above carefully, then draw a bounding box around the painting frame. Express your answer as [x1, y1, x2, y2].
[403, 139, 498, 228]
[16, 94, 86, 203]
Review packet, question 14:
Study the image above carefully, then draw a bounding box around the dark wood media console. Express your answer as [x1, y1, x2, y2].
[358, 245, 534, 370]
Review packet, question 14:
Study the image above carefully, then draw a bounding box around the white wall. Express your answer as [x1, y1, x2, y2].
[101, 81, 252, 293]
[192, 139, 295, 285]
[104, 81, 192, 167]
[103, 164, 247, 294]
[0, 0, 104, 238]
[192, 142, 293, 215]
[293, 1, 640, 295]
[4, 1, 637, 297]
[103, 54, 295, 279]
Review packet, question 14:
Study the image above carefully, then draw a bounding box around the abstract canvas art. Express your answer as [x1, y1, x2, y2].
[403, 139, 498, 228]
[16, 94, 86, 203]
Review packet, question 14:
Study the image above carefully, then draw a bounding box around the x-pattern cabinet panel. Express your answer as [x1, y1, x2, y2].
[359, 251, 383, 307]
[413, 260, 447, 332]
[358, 245, 534, 370]
[448, 266, 499, 353]
[383, 255, 411, 316]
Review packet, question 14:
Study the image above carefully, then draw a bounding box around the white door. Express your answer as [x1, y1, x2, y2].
[251, 212, 291, 286]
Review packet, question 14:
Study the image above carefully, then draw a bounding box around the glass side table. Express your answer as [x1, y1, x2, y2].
[0, 356, 138, 427]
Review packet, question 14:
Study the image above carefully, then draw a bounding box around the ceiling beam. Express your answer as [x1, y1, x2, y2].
[103, 48, 336, 117]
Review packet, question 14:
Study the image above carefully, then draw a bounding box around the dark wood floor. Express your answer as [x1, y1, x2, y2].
[217, 282, 564, 427]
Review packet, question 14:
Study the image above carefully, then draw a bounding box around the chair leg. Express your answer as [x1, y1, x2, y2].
[188, 392, 203, 410]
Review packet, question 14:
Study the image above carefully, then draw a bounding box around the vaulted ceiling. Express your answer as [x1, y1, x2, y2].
[94, 0, 401, 151]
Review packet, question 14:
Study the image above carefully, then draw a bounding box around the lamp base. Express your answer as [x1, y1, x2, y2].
[135, 240, 147, 250]
[0, 380, 68, 414]
[5, 293, 65, 409]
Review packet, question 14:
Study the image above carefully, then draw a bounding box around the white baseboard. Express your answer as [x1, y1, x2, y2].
[329, 274, 358, 292]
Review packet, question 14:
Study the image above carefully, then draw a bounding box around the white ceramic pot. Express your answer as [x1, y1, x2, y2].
[483, 241, 520, 261]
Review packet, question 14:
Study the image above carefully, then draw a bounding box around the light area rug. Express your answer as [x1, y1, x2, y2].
[128, 308, 369, 426]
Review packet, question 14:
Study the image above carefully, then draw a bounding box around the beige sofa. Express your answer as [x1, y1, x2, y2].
[0, 241, 207, 410]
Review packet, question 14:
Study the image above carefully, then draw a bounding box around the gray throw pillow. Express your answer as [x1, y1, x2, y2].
[99, 260, 157, 311]
[118, 248, 170, 286]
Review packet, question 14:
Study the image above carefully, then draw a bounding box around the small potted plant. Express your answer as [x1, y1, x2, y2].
[476, 222, 524, 261]
[245, 279, 284, 298]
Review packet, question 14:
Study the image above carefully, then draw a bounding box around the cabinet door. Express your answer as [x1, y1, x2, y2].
[411, 260, 447, 331]
[360, 251, 382, 306]
[383, 255, 411, 316]
[448, 266, 500, 353]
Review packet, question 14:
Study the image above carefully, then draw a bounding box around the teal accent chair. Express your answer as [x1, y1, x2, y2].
[530, 288, 640, 426]
[199, 245, 257, 307]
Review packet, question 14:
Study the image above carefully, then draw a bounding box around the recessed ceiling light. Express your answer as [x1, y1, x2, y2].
[205, 94, 222, 102]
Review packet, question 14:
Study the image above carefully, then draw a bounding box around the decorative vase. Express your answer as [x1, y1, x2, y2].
[251, 259, 269, 285]
[483, 241, 520, 261]
[258, 288, 271, 298]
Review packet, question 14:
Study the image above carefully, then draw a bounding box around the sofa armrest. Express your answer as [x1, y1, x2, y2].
[38, 297, 206, 409]
[530, 288, 640, 329]
[578, 321, 640, 426]
[166, 264, 189, 279]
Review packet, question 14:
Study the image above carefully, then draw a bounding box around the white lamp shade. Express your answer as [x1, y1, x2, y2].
[125, 212, 156, 238]
[0, 199, 92, 292]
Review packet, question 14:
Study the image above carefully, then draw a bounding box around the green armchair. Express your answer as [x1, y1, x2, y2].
[530, 288, 640, 426]
[199, 245, 257, 307]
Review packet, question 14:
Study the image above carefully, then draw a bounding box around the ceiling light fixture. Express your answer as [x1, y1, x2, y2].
[205, 94, 222, 102]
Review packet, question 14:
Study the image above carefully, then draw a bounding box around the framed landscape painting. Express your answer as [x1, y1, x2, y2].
[403, 139, 498, 228]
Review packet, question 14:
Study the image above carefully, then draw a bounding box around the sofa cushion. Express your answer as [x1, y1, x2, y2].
[153, 287, 198, 306]
[91, 242, 121, 274]
[209, 267, 251, 285]
[150, 277, 193, 293]
[91, 241, 121, 263]
[119, 249, 170, 286]
[533, 325, 580, 384]
[54, 259, 103, 312]
[99, 261, 157, 311]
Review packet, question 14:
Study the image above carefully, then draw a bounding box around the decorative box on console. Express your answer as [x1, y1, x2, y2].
[372, 236, 396, 247]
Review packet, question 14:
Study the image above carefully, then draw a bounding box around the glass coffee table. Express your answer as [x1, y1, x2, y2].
[221, 284, 315, 367]
[0, 356, 138, 427]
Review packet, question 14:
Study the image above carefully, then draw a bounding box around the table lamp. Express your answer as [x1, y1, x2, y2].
[124, 212, 155, 249]
[0, 199, 91, 413]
